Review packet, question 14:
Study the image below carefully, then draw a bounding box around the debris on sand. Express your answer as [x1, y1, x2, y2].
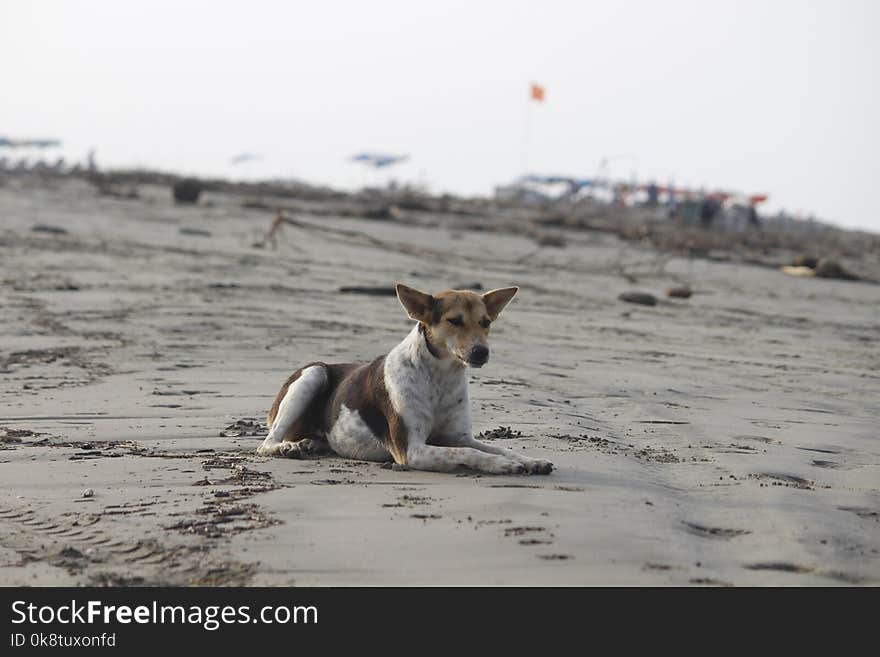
[791, 255, 820, 269]
[744, 562, 814, 574]
[340, 283, 484, 296]
[179, 227, 212, 237]
[1, 428, 45, 443]
[172, 178, 203, 204]
[666, 286, 692, 299]
[51, 545, 88, 573]
[690, 577, 734, 586]
[504, 526, 546, 537]
[241, 199, 273, 211]
[82, 488, 95, 498]
[749, 472, 815, 490]
[166, 502, 279, 538]
[361, 204, 402, 220]
[530, 230, 566, 248]
[90, 573, 147, 587]
[682, 521, 751, 539]
[781, 265, 815, 277]
[219, 419, 267, 438]
[814, 258, 859, 280]
[31, 224, 68, 235]
[782, 256, 860, 281]
[618, 292, 658, 306]
[339, 286, 397, 296]
[382, 494, 434, 507]
[96, 184, 140, 200]
[476, 426, 523, 440]
[252, 210, 286, 250]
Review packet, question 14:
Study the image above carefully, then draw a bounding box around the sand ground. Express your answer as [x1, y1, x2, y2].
[1, 175, 878, 586]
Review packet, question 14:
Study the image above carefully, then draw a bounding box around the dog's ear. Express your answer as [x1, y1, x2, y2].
[482, 286, 518, 320]
[395, 283, 435, 323]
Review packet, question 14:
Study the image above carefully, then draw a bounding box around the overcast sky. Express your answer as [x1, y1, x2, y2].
[2, 0, 877, 230]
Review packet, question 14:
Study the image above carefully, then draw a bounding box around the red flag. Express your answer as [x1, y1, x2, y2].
[530, 83, 545, 102]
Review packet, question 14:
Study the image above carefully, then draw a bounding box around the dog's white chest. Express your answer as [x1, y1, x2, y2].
[423, 366, 469, 433]
[384, 327, 470, 441]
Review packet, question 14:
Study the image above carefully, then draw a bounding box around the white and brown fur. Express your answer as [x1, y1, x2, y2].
[256, 284, 553, 475]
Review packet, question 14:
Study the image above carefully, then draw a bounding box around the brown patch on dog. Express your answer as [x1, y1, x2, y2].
[267, 362, 355, 443]
[386, 411, 408, 464]
[419, 323, 441, 358]
[328, 357, 409, 464]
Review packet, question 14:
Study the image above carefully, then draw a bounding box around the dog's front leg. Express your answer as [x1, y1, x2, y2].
[436, 434, 554, 475]
[405, 443, 527, 474]
[398, 418, 524, 474]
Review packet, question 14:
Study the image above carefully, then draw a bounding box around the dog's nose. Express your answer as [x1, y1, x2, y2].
[469, 345, 489, 366]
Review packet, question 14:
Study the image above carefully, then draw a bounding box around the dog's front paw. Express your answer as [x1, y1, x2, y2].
[522, 458, 554, 475]
[255, 438, 278, 457]
[256, 435, 290, 457]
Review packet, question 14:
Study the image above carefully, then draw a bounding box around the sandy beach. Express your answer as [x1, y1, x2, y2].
[1, 173, 878, 586]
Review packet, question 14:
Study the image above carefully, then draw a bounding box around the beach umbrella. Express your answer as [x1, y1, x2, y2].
[230, 152, 262, 165]
[0, 136, 62, 148]
[350, 153, 409, 169]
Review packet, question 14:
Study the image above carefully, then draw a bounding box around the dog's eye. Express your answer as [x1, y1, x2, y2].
[480, 318, 491, 329]
[447, 316, 464, 327]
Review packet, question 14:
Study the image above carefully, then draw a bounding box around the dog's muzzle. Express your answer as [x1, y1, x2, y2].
[467, 345, 489, 367]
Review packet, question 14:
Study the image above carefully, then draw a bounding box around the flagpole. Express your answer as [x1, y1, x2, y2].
[521, 84, 533, 177]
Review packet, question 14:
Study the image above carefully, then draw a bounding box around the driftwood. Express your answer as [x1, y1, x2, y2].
[618, 292, 658, 306]
[339, 286, 397, 296]
[280, 215, 450, 259]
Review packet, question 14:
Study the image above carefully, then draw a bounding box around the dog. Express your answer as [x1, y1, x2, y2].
[256, 284, 553, 475]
